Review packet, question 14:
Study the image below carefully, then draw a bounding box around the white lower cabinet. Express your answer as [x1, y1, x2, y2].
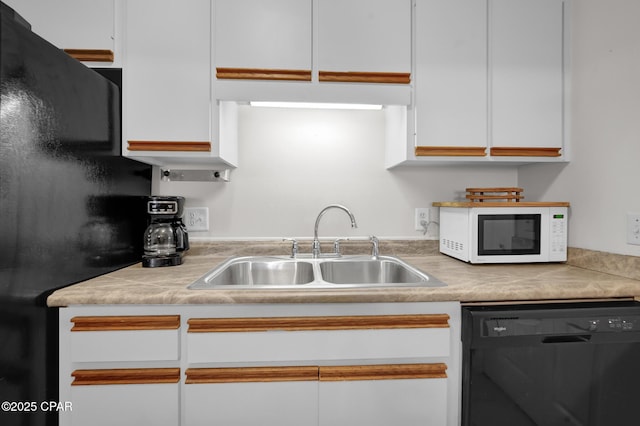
[58, 308, 182, 426]
[70, 383, 179, 426]
[59, 302, 460, 426]
[185, 371, 318, 426]
[183, 363, 448, 426]
[319, 370, 448, 426]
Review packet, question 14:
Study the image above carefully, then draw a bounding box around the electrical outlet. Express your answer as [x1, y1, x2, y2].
[627, 213, 640, 245]
[415, 208, 430, 231]
[184, 207, 209, 232]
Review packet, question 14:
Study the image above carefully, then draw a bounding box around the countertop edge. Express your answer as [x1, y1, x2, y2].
[46, 252, 640, 307]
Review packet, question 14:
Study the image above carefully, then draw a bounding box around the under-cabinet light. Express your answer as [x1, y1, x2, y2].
[249, 101, 383, 110]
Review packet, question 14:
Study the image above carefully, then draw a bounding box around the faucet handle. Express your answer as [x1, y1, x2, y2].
[282, 238, 299, 258]
[369, 235, 380, 259]
[333, 238, 349, 256]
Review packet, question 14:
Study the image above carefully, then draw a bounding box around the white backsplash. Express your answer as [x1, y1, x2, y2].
[155, 105, 517, 239]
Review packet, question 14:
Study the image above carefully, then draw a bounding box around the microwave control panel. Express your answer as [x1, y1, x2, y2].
[549, 207, 568, 258]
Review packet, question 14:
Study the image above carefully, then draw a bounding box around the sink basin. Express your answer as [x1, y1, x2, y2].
[188, 257, 314, 288]
[187, 255, 446, 289]
[319, 258, 427, 285]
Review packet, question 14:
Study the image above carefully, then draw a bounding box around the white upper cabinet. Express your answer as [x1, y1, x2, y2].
[4, 0, 117, 65]
[214, 0, 312, 71]
[125, 0, 210, 143]
[123, 0, 237, 167]
[414, 0, 488, 155]
[213, 0, 412, 105]
[490, 0, 565, 155]
[392, 0, 569, 167]
[318, 0, 411, 75]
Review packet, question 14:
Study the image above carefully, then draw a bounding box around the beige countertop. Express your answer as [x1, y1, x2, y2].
[47, 245, 640, 307]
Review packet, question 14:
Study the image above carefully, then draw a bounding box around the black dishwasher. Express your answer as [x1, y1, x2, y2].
[462, 301, 640, 426]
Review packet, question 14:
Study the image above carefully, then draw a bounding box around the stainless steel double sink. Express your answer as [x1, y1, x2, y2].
[188, 255, 446, 289]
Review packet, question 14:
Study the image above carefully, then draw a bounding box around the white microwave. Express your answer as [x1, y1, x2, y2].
[439, 206, 568, 264]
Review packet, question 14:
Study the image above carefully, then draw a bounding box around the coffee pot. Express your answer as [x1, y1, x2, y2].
[142, 196, 189, 267]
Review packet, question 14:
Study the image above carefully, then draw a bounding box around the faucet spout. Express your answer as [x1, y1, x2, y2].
[312, 204, 358, 258]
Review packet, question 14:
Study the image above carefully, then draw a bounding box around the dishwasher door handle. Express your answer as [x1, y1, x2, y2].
[542, 334, 592, 344]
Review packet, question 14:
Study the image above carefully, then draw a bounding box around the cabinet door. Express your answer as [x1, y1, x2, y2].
[4, 0, 115, 63]
[414, 0, 487, 156]
[490, 0, 565, 156]
[184, 367, 318, 426]
[319, 364, 448, 426]
[214, 0, 312, 72]
[124, 0, 211, 144]
[69, 382, 179, 426]
[318, 0, 411, 80]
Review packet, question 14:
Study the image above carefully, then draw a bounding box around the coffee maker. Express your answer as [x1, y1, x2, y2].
[142, 196, 189, 267]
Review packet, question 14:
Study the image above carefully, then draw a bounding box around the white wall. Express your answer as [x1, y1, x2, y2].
[519, 0, 640, 256]
[156, 106, 517, 240]
[158, 0, 640, 254]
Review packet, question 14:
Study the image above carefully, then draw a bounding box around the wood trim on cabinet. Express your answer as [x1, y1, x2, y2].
[490, 147, 562, 157]
[216, 67, 312, 81]
[185, 366, 319, 384]
[187, 314, 450, 333]
[71, 368, 180, 386]
[63, 49, 114, 62]
[127, 141, 211, 152]
[318, 71, 411, 84]
[415, 146, 487, 157]
[185, 363, 448, 384]
[319, 363, 447, 382]
[71, 315, 180, 331]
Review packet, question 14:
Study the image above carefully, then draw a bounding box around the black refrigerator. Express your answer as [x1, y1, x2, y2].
[0, 3, 152, 425]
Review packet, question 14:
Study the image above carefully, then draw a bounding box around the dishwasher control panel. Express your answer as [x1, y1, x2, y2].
[604, 316, 636, 331]
[481, 314, 640, 337]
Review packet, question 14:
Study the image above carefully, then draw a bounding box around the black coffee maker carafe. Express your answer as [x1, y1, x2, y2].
[142, 196, 189, 267]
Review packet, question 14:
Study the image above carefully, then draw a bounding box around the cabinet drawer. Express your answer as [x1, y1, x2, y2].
[70, 315, 180, 362]
[187, 314, 450, 364]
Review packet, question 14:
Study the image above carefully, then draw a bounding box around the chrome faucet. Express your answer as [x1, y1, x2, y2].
[312, 204, 358, 258]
